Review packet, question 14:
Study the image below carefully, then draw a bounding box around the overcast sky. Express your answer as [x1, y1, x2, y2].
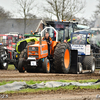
[0, 0, 98, 20]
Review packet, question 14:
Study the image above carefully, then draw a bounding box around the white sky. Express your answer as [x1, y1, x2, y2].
[0, 0, 98, 20]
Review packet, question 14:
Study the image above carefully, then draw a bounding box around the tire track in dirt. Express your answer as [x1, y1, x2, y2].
[0, 70, 100, 81]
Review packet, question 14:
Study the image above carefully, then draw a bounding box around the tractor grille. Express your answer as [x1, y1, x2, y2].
[29, 47, 38, 51]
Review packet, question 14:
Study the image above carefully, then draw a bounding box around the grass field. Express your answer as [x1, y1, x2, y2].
[5, 65, 100, 94]
[0, 79, 100, 94]
[8, 64, 15, 70]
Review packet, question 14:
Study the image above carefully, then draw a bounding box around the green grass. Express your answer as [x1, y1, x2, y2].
[0, 80, 43, 86]
[0, 79, 100, 94]
[8, 64, 15, 70]
[0, 79, 98, 86]
[4, 84, 100, 94]
[57, 79, 98, 83]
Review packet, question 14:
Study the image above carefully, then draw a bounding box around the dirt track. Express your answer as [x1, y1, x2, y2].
[0, 70, 100, 82]
[2, 89, 100, 100]
[0, 70, 100, 100]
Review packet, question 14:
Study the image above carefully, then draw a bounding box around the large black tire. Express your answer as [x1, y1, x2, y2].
[42, 58, 50, 73]
[18, 49, 27, 72]
[19, 49, 27, 60]
[13, 63, 18, 69]
[18, 42, 34, 73]
[0, 49, 8, 70]
[18, 58, 25, 73]
[19, 41, 34, 60]
[54, 43, 71, 73]
[83, 56, 95, 73]
[0, 62, 8, 70]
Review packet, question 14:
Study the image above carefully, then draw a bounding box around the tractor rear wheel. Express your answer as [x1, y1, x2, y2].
[42, 58, 50, 73]
[83, 56, 95, 73]
[54, 43, 71, 73]
[18, 58, 25, 73]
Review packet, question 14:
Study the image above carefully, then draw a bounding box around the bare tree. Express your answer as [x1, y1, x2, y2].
[0, 6, 12, 18]
[77, 17, 89, 25]
[94, 0, 100, 16]
[43, 0, 85, 21]
[90, 0, 100, 27]
[15, 0, 35, 34]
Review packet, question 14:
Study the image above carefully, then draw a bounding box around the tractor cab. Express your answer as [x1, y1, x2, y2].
[0, 34, 13, 47]
[0, 34, 7, 46]
[45, 21, 78, 42]
[71, 31, 91, 55]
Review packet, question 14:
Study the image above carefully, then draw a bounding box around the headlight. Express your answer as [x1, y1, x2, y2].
[3, 47, 7, 49]
[29, 52, 32, 54]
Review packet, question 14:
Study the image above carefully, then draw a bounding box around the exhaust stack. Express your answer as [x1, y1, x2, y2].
[39, 35, 42, 45]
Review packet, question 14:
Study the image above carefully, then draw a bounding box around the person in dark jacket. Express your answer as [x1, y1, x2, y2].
[43, 32, 52, 56]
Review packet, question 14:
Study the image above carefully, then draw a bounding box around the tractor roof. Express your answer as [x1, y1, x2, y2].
[45, 21, 78, 27]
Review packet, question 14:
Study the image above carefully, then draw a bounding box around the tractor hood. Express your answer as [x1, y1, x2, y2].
[15, 37, 38, 54]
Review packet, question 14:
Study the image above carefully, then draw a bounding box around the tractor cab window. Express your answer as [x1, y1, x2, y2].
[72, 34, 86, 45]
[65, 27, 69, 40]
[8, 39, 12, 46]
[48, 28, 54, 40]
[0, 36, 7, 45]
[0, 36, 3, 43]
[90, 30, 100, 36]
[15, 37, 18, 41]
[57, 28, 69, 42]
[69, 25, 74, 38]
[58, 29, 64, 42]
[42, 28, 57, 41]
[12, 37, 16, 43]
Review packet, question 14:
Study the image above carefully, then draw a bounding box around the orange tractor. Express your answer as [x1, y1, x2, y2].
[18, 21, 79, 73]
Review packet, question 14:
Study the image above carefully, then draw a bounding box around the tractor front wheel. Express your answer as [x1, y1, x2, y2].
[42, 58, 50, 73]
[18, 58, 25, 73]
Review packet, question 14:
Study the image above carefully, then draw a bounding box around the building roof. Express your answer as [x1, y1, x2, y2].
[0, 18, 42, 34]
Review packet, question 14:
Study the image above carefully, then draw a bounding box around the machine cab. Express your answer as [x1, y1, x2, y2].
[44, 21, 78, 42]
[71, 31, 91, 55]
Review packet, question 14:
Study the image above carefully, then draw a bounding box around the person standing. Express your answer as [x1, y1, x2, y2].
[43, 32, 52, 56]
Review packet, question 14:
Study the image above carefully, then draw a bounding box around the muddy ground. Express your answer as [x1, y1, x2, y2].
[2, 89, 100, 100]
[0, 69, 100, 100]
[0, 70, 100, 81]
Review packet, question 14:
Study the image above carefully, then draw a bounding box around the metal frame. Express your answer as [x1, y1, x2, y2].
[40, 27, 58, 42]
